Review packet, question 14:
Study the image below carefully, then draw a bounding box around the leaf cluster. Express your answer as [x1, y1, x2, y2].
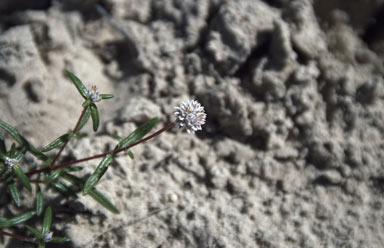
[0, 71, 159, 247]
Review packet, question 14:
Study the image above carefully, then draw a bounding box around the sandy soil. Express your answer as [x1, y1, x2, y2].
[1, 0, 384, 247]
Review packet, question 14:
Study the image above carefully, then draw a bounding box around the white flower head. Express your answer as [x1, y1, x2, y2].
[174, 99, 206, 134]
[43, 231, 53, 242]
[88, 85, 101, 102]
[3, 157, 19, 170]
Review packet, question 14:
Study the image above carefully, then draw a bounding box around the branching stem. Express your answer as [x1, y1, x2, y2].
[27, 122, 175, 177]
[50, 107, 88, 167]
[0, 230, 36, 243]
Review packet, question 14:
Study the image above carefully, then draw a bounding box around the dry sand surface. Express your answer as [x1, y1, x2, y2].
[1, 0, 384, 247]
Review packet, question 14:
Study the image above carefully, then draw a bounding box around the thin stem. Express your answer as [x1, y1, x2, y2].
[27, 122, 175, 177]
[50, 107, 88, 167]
[0, 230, 36, 243]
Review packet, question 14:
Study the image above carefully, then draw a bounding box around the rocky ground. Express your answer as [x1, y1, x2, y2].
[1, 0, 384, 247]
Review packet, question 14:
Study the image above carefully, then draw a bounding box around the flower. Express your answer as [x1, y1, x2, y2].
[87, 85, 101, 102]
[174, 99, 206, 134]
[3, 157, 19, 170]
[43, 231, 53, 242]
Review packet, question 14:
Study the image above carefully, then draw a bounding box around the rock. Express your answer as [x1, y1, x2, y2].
[201, 81, 254, 139]
[1, 1, 384, 247]
[315, 170, 343, 185]
[283, 0, 327, 58]
[0, 0, 50, 15]
[117, 97, 162, 124]
[206, 0, 277, 74]
[269, 19, 297, 69]
[153, 0, 210, 47]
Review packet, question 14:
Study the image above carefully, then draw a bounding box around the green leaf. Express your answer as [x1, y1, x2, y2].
[65, 166, 83, 172]
[66, 70, 88, 99]
[60, 172, 82, 186]
[50, 180, 77, 198]
[8, 211, 35, 226]
[61, 172, 120, 214]
[26, 225, 43, 239]
[0, 120, 47, 161]
[116, 117, 159, 149]
[126, 150, 134, 159]
[0, 120, 24, 145]
[0, 132, 5, 153]
[41, 131, 74, 152]
[88, 188, 120, 214]
[13, 166, 32, 192]
[100, 94, 113, 100]
[112, 134, 134, 159]
[45, 169, 63, 184]
[51, 237, 71, 243]
[116, 117, 158, 151]
[9, 143, 17, 157]
[8, 182, 21, 207]
[90, 103, 100, 132]
[83, 154, 113, 195]
[36, 187, 44, 216]
[38, 242, 45, 248]
[0, 216, 8, 223]
[77, 107, 91, 132]
[82, 99, 92, 108]
[0, 216, 10, 228]
[26, 143, 47, 161]
[13, 147, 26, 161]
[42, 207, 52, 234]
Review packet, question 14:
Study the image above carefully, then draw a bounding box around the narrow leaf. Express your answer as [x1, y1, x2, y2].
[126, 150, 134, 159]
[61, 172, 120, 214]
[26, 225, 43, 239]
[38, 242, 45, 248]
[82, 99, 92, 108]
[13, 147, 26, 161]
[0, 120, 47, 160]
[9, 183, 21, 207]
[26, 142, 47, 161]
[45, 169, 63, 184]
[9, 143, 17, 157]
[41, 132, 74, 152]
[77, 107, 91, 132]
[116, 117, 159, 150]
[51, 237, 71, 243]
[89, 188, 120, 214]
[65, 166, 83, 172]
[90, 103, 100, 132]
[0, 216, 8, 223]
[60, 172, 82, 186]
[36, 187, 44, 216]
[112, 134, 134, 159]
[8, 211, 35, 226]
[66, 70, 88, 99]
[13, 166, 32, 192]
[83, 154, 113, 195]
[0, 216, 10, 228]
[82, 174, 99, 196]
[100, 94, 113, 100]
[42, 207, 52, 234]
[0, 120, 24, 145]
[50, 180, 77, 198]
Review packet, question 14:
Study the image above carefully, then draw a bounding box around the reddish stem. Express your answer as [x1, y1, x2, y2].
[0, 230, 36, 243]
[50, 107, 88, 167]
[27, 122, 175, 177]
